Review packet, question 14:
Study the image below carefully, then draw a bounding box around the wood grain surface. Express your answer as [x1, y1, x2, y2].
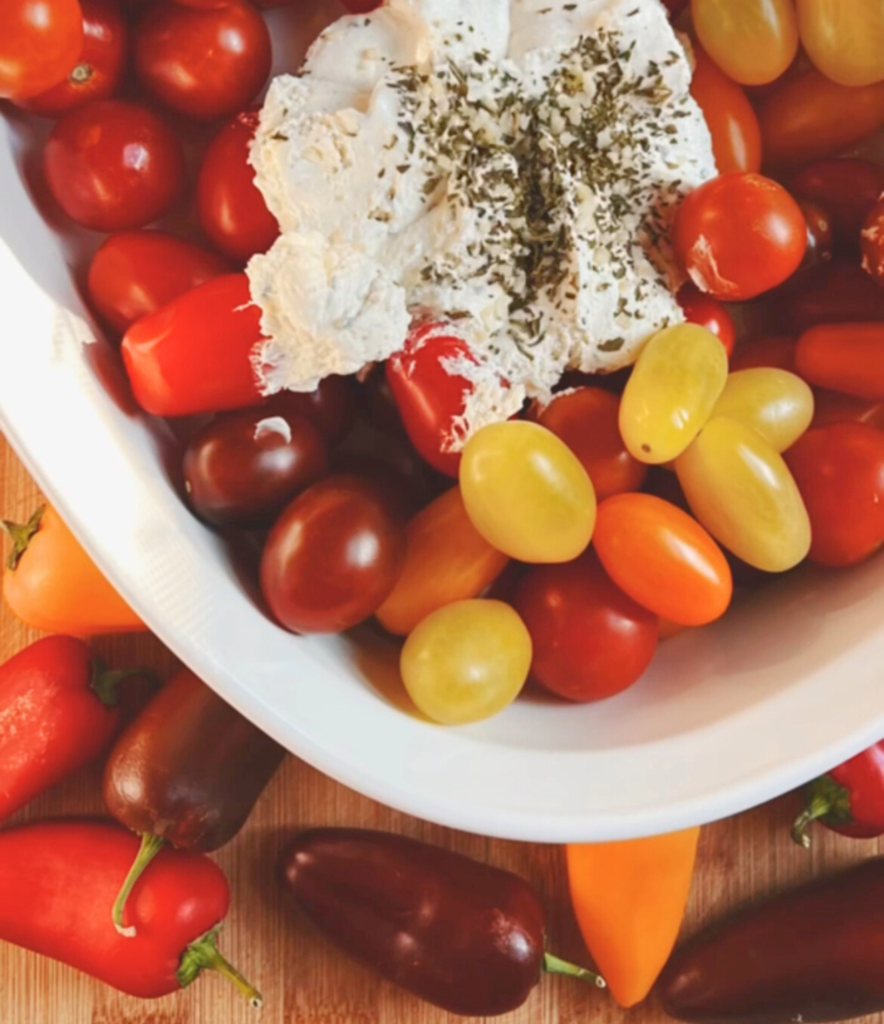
[0, 436, 881, 1024]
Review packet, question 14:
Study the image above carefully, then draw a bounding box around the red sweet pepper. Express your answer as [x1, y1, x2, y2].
[0, 636, 149, 823]
[0, 820, 259, 1002]
[792, 740, 884, 847]
[121, 273, 265, 417]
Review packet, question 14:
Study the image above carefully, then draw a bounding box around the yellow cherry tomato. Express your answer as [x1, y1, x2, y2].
[675, 417, 812, 573]
[376, 487, 509, 637]
[712, 368, 815, 453]
[797, 0, 884, 87]
[620, 324, 729, 466]
[460, 421, 596, 564]
[692, 0, 799, 86]
[400, 599, 532, 725]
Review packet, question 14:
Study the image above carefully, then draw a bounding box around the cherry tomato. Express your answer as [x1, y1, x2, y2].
[17, 0, 126, 117]
[796, 323, 884, 400]
[677, 284, 737, 357]
[730, 335, 798, 373]
[460, 421, 596, 564]
[183, 406, 328, 528]
[797, 200, 834, 275]
[0, 0, 83, 99]
[689, 43, 762, 176]
[797, 0, 884, 88]
[386, 323, 479, 478]
[537, 388, 647, 500]
[772, 261, 884, 334]
[620, 324, 729, 465]
[260, 476, 405, 635]
[400, 600, 531, 726]
[43, 100, 185, 231]
[134, 1, 271, 121]
[513, 552, 658, 704]
[812, 390, 884, 431]
[593, 494, 732, 627]
[791, 159, 884, 250]
[861, 197, 884, 287]
[197, 111, 280, 265]
[376, 488, 509, 638]
[786, 423, 884, 567]
[759, 70, 884, 170]
[691, 0, 798, 86]
[87, 230, 229, 333]
[674, 174, 807, 302]
[675, 417, 811, 573]
[263, 377, 357, 445]
[340, 0, 380, 10]
[712, 368, 815, 452]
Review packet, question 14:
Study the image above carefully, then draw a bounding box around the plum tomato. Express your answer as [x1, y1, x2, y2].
[785, 423, 884, 567]
[712, 368, 814, 453]
[17, 0, 126, 117]
[796, 324, 884, 401]
[619, 324, 728, 465]
[261, 378, 357, 445]
[400, 600, 531, 725]
[43, 100, 185, 231]
[772, 261, 884, 334]
[593, 493, 733, 627]
[260, 476, 406, 635]
[689, 44, 762, 176]
[376, 487, 509, 638]
[183, 406, 328, 528]
[514, 551, 658, 703]
[197, 112, 280, 265]
[677, 284, 737, 357]
[134, 1, 271, 121]
[691, 0, 798, 86]
[796, 0, 884, 88]
[729, 335, 798, 373]
[0, 0, 84, 100]
[791, 159, 884, 250]
[861, 197, 884, 287]
[87, 230, 230, 333]
[460, 421, 596, 564]
[537, 388, 647, 501]
[673, 173, 807, 302]
[797, 200, 834, 276]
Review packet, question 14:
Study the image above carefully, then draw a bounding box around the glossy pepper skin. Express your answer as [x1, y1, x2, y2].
[792, 741, 884, 846]
[282, 828, 604, 1017]
[0, 821, 259, 1002]
[660, 857, 884, 1024]
[0, 636, 146, 823]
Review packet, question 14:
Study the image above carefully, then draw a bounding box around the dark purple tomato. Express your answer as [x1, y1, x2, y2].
[261, 378, 358, 446]
[260, 477, 406, 634]
[798, 200, 834, 275]
[183, 406, 328, 528]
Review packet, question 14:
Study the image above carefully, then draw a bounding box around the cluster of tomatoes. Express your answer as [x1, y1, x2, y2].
[3, 0, 884, 727]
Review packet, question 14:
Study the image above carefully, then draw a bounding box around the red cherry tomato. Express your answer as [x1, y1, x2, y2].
[690, 43, 762, 176]
[87, 230, 229, 333]
[791, 159, 884, 251]
[0, 0, 84, 100]
[261, 378, 358, 446]
[674, 173, 807, 302]
[812, 390, 884, 431]
[17, 0, 126, 117]
[537, 388, 647, 500]
[134, 1, 271, 121]
[796, 323, 884, 401]
[340, 0, 380, 10]
[677, 284, 737, 357]
[260, 476, 406, 635]
[197, 112, 280, 265]
[861, 197, 884, 288]
[513, 551, 658, 704]
[797, 200, 834, 276]
[785, 423, 884, 567]
[772, 261, 884, 334]
[386, 323, 478, 478]
[43, 100, 185, 231]
[730, 334, 798, 373]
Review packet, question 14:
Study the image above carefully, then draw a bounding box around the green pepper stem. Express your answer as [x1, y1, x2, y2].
[543, 952, 606, 989]
[791, 795, 832, 849]
[177, 924, 263, 1008]
[2, 506, 45, 571]
[791, 774, 853, 849]
[112, 832, 167, 936]
[90, 660, 157, 709]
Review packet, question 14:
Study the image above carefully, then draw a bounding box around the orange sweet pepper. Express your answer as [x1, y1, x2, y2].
[3, 504, 146, 636]
[566, 827, 701, 1008]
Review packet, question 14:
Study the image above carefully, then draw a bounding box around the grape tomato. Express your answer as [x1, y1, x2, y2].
[861, 197, 884, 287]
[689, 44, 762, 176]
[796, 324, 884, 401]
[0, 0, 84, 100]
[730, 335, 798, 373]
[691, 0, 799, 86]
[712, 368, 815, 453]
[773, 261, 884, 334]
[812, 389, 884, 431]
[400, 600, 531, 726]
[262, 377, 357, 445]
[797, 0, 884, 88]
[791, 159, 884, 249]
[797, 201, 834, 275]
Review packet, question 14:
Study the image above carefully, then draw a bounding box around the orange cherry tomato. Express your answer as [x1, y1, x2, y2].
[593, 494, 732, 627]
[812, 389, 884, 431]
[796, 323, 884, 400]
[375, 487, 509, 638]
[759, 70, 884, 170]
[537, 388, 647, 501]
[0, 0, 84, 99]
[690, 43, 762, 175]
[797, 0, 884, 88]
[730, 335, 798, 373]
[692, 0, 798, 86]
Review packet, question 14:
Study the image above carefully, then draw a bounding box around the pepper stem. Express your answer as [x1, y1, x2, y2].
[90, 660, 157, 709]
[112, 832, 167, 936]
[543, 952, 606, 989]
[2, 506, 45, 570]
[178, 924, 263, 1008]
[791, 795, 832, 849]
[791, 774, 853, 849]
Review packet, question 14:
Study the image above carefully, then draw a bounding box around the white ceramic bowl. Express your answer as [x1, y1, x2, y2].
[2, 7, 884, 843]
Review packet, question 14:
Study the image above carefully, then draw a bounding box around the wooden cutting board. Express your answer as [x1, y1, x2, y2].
[0, 436, 880, 1024]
